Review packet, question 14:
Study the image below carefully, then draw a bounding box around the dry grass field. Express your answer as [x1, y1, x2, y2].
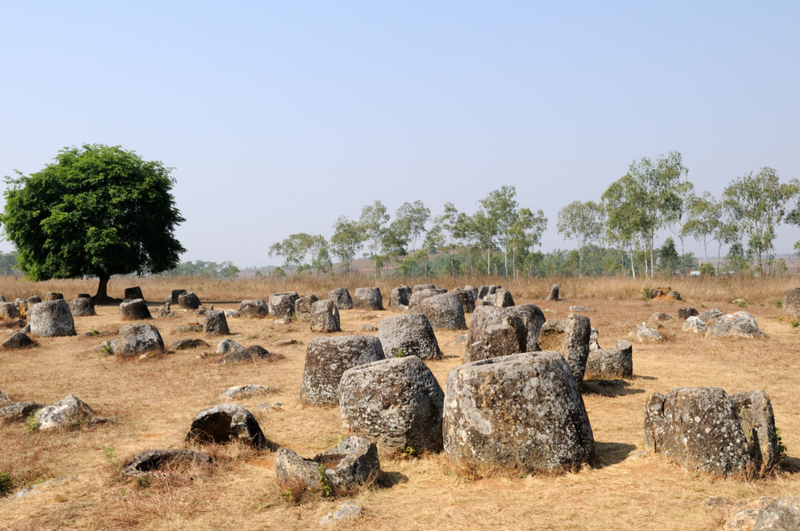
[0, 274, 799, 530]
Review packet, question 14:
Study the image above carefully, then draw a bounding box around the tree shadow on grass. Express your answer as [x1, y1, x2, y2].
[595, 442, 638, 467]
[581, 379, 645, 397]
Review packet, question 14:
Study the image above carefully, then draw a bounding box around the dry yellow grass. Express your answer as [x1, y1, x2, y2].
[0, 274, 798, 530]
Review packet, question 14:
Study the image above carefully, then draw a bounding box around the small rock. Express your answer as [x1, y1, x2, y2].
[274, 339, 298, 346]
[123, 449, 212, 475]
[707, 311, 765, 339]
[224, 310, 239, 318]
[14, 475, 77, 499]
[169, 339, 210, 350]
[36, 395, 94, 430]
[186, 403, 274, 449]
[114, 323, 165, 357]
[570, 306, 592, 312]
[176, 324, 203, 333]
[677, 307, 699, 319]
[237, 299, 269, 319]
[216, 339, 243, 355]
[178, 292, 202, 310]
[320, 501, 362, 525]
[633, 323, 663, 342]
[220, 385, 274, 399]
[3, 331, 35, 349]
[698, 308, 724, 325]
[0, 401, 44, 422]
[359, 324, 378, 331]
[217, 345, 278, 364]
[203, 310, 230, 335]
[683, 316, 707, 334]
[453, 334, 468, 345]
[275, 316, 292, 325]
[648, 312, 673, 323]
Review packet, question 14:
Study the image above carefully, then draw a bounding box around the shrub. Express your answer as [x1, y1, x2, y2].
[0, 472, 13, 497]
[25, 410, 40, 432]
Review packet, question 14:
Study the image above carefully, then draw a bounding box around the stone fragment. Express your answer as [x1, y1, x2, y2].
[698, 308, 724, 325]
[30, 299, 76, 337]
[731, 390, 781, 476]
[353, 287, 383, 310]
[339, 356, 445, 453]
[584, 340, 633, 379]
[269, 292, 299, 318]
[119, 299, 152, 320]
[13, 475, 77, 499]
[310, 299, 341, 333]
[320, 501, 362, 525]
[176, 324, 203, 333]
[123, 449, 212, 475]
[406, 288, 448, 313]
[329, 288, 354, 310]
[644, 387, 777, 476]
[707, 312, 765, 338]
[169, 339, 210, 350]
[683, 316, 707, 334]
[589, 327, 600, 351]
[753, 497, 800, 530]
[389, 286, 412, 311]
[216, 339, 243, 355]
[677, 307, 699, 319]
[489, 288, 515, 308]
[69, 297, 96, 316]
[217, 345, 277, 364]
[3, 331, 35, 349]
[44, 292, 63, 301]
[418, 293, 467, 330]
[0, 302, 20, 320]
[237, 299, 269, 318]
[299, 336, 385, 405]
[451, 288, 476, 313]
[294, 294, 319, 321]
[186, 403, 273, 449]
[220, 385, 274, 399]
[784, 288, 800, 319]
[477, 285, 498, 301]
[359, 324, 377, 331]
[27, 295, 42, 307]
[114, 323, 165, 357]
[178, 291, 201, 310]
[0, 389, 7, 405]
[170, 289, 187, 304]
[443, 352, 595, 473]
[536, 314, 591, 383]
[413, 284, 436, 293]
[124, 287, 144, 300]
[570, 306, 592, 312]
[649, 312, 673, 323]
[633, 323, 663, 342]
[275, 435, 380, 494]
[546, 284, 560, 301]
[0, 401, 44, 422]
[465, 305, 545, 363]
[35, 395, 94, 430]
[379, 313, 442, 360]
[203, 310, 229, 335]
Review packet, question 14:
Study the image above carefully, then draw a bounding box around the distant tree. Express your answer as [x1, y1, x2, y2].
[0, 251, 20, 279]
[657, 237, 680, 274]
[0, 144, 185, 301]
[557, 200, 604, 277]
[472, 186, 521, 275]
[359, 201, 390, 277]
[330, 216, 364, 277]
[268, 233, 328, 274]
[722, 168, 799, 273]
[392, 201, 430, 254]
[684, 191, 720, 268]
[508, 207, 547, 278]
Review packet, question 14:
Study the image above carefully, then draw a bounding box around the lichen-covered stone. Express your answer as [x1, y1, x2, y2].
[310, 299, 341, 333]
[418, 293, 467, 330]
[698, 308, 724, 325]
[203, 310, 229, 335]
[220, 385, 274, 399]
[0, 302, 20, 320]
[36, 395, 94, 430]
[584, 340, 633, 379]
[0, 401, 44, 422]
[488, 288, 515, 308]
[27, 295, 42, 307]
[119, 299, 151, 320]
[677, 307, 699, 319]
[3, 331, 35, 349]
[644, 387, 768, 476]
[731, 390, 780, 475]
[683, 316, 707, 334]
[546, 284, 560, 301]
[275, 435, 380, 495]
[269, 292, 299, 318]
[339, 356, 445, 453]
[216, 339, 242, 354]
[451, 288, 476, 313]
[186, 403, 273, 449]
[649, 312, 673, 323]
[413, 284, 436, 293]
[477, 285, 498, 301]
[237, 299, 268, 318]
[178, 291, 201, 310]
[169, 338, 210, 350]
[353, 287, 383, 310]
[752, 497, 800, 530]
[465, 304, 546, 363]
[378, 313, 442, 360]
[123, 449, 212, 475]
[589, 327, 600, 351]
[170, 289, 187, 304]
[299, 336, 385, 405]
[783, 288, 800, 320]
[707, 312, 765, 338]
[294, 294, 319, 321]
[329, 288, 354, 310]
[443, 352, 595, 473]
[634, 323, 663, 342]
[389, 286, 411, 311]
[406, 289, 447, 313]
[69, 297, 96, 317]
[534, 314, 591, 383]
[44, 292, 63, 301]
[30, 299, 76, 337]
[114, 323, 165, 357]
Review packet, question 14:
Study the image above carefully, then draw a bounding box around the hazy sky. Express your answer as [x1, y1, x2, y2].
[2, 2, 799, 266]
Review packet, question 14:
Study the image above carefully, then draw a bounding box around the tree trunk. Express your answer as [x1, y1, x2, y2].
[94, 272, 112, 303]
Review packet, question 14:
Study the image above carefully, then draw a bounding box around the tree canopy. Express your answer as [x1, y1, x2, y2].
[1, 144, 185, 300]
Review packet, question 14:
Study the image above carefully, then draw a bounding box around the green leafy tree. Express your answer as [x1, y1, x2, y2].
[392, 201, 430, 255]
[268, 233, 328, 274]
[359, 201, 390, 277]
[722, 168, 799, 274]
[330, 216, 364, 277]
[1, 144, 185, 301]
[472, 185, 520, 275]
[508, 207, 547, 278]
[657, 237, 680, 274]
[556, 200, 604, 277]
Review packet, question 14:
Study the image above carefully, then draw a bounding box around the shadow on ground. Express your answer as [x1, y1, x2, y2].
[595, 442, 638, 467]
[582, 379, 645, 397]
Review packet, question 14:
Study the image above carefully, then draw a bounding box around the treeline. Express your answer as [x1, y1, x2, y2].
[162, 260, 240, 278]
[269, 151, 800, 279]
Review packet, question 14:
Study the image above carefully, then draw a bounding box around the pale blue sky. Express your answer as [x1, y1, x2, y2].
[1, 2, 798, 266]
